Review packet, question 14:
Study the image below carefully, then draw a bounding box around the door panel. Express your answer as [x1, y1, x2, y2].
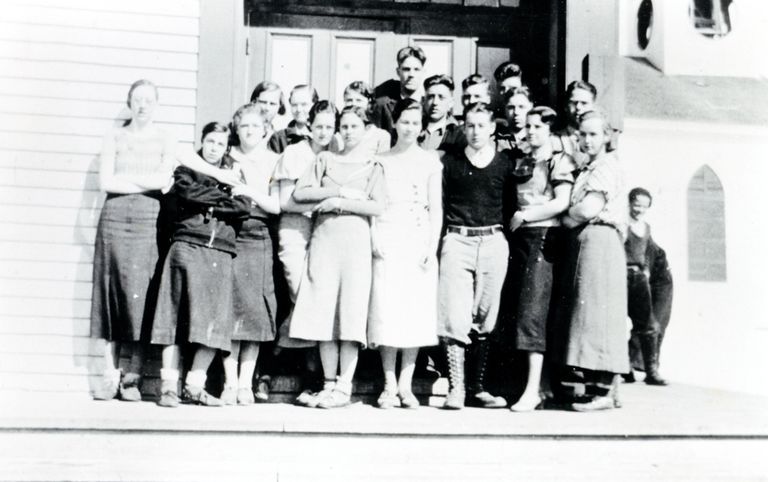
[333, 36, 375, 104]
[247, 26, 477, 112]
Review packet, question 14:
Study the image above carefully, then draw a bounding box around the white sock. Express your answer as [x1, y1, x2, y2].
[160, 368, 180, 382]
[322, 379, 336, 391]
[185, 370, 206, 389]
[335, 379, 352, 395]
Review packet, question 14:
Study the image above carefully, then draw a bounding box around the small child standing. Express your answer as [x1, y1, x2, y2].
[151, 122, 251, 407]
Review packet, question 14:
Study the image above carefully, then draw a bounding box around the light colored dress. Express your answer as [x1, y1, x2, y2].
[289, 154, 385, 346]
[271, 140, 317, 348]
[564, 152, 630, 374]
[367, 148, 441, 348]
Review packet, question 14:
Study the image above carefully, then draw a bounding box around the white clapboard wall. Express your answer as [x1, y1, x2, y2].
[0, 0, 199, 395]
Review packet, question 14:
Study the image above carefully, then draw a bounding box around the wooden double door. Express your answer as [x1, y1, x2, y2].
[246, 26, 510, 116]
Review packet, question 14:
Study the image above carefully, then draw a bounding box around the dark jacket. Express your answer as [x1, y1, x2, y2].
[267, 120, 312, 154]
[169, 158, 251, 255]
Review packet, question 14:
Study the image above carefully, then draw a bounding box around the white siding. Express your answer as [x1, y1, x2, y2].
[0, 1, 200, 393]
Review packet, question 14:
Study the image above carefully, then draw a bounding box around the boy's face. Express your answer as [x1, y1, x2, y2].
[396, 56, 424, 95]
[423, 84, 453, 123]
[498, 76, 522, 96]
[505, 93, 532, 131]
[630, 195, 651, 222]
[463, 111, 494, 150]
[568, 88, 595, 121]
[201, 131, 229, 164]
[290, 89, 314, 125]
[462, 83, 491, 108]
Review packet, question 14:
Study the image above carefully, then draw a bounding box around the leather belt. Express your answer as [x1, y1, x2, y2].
[446, 225, 503, 237]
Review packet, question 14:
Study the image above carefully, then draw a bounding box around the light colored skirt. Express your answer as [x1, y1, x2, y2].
[565, 224, 630, 374]
[289, 213, 372, 346]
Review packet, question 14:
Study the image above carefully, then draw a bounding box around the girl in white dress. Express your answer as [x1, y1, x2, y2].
[368, 99, 442, 409]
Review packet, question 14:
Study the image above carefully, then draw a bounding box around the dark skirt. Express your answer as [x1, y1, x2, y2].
[500, 227, 562, 352]
[90, 192, 162, 342]
[231, 218, 277, 342]
[151, 241, 235, 352]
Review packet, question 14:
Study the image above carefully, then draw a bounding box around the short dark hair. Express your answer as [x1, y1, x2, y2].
[201, 121, 231, 143]
[392, 98, 422, 123]
[502, 85, 533, 104]
[308, 100, 339, 129]
[493, 61, 522, 83]
[423, 74, 455, 92]
[566, 80, 597, 101]
[290, 84, 319, 104]
[463, 101, 494, 118]
[396, 46, 427, 66]
[526, 106, 557, 128]
[629, 187, 653, 205]
[249, 81, 287, 116]
[461, 73, 490, 92]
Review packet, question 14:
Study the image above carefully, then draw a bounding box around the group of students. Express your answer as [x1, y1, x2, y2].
[91, 45, 670, 413]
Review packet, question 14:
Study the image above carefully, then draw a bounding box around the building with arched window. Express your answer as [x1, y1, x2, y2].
[616, 0, 768, 395]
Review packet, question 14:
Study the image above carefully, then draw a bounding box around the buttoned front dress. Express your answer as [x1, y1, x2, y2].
[367, 149, 441, 348]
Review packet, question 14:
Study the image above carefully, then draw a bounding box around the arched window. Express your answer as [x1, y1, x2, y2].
[690, 0, 733, 38]
[687, 165, 726, 281]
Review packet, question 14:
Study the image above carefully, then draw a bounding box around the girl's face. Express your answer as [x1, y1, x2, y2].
[578, 117, 608, 157]
[343, 90, 369, 111]
[254, 89, 282, 123]
[310, 112, 336, 148]
[201, 131, 229, 164]
[236, 112, 266, 150]
[525, 114, 550, 148]
[395, 108, 422, 145]
[629, 195, 651, 222]
[463, 111, 494, 150]
[339, 112, 366, 150]
[129, 85, 158, 123]
[505, 93, 532, 131]
[290, 89, 314, 125]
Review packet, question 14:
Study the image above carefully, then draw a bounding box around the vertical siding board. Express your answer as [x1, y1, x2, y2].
[1, 1, 200, 392]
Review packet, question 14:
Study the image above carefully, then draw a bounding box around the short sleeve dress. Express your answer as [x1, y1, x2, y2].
[563, 152, 630, 374]
[367, 148, 442, 348]
[500, 151, 576, 353]
[288, 154, 385, 346]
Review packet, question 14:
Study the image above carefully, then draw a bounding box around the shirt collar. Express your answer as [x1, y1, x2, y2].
[465, 142, 495, 165]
